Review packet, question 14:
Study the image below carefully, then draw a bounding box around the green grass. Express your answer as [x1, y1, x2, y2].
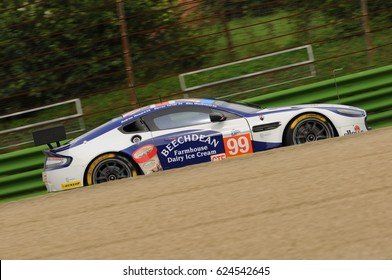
[183, 48, 309, 89]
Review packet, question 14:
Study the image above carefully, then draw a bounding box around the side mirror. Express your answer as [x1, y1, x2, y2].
[210, 112, 226, 122]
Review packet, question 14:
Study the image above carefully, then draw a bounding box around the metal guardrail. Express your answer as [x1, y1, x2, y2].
[1, 65, 391, 202]
[0, 99, 85, 150]
[179, 45, 316, 98]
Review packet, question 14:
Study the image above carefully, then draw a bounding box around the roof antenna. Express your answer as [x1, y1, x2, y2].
[333, 68, 343, 102]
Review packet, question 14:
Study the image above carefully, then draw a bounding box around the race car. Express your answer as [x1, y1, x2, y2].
[32, 98, 369, 192]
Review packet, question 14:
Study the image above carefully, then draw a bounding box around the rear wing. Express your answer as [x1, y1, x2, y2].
[32, 125, 66, 149]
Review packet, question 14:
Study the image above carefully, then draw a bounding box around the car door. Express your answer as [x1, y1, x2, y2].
[117, 118, 163, 174]
[142, 105, 253, 170]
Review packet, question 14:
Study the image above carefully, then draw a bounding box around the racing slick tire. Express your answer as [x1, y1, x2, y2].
[284, 113, 335, 145]
[85, 153, 137, 185]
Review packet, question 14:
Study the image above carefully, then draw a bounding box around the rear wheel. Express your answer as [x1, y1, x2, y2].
[86, 153, 137, 185]
[284, 113, 334, 145]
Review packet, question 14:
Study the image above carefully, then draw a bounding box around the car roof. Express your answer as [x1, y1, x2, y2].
[120, 98, 216, 123]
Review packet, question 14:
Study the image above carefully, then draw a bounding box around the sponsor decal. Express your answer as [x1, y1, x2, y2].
[211, 153, 226, 161]
[42, 172, 48, 183]
[156, 131, 253, 168]
[159, 132, 253, 165]
[344, 125, 364, 136]
[122, 107, 146, 118]
[158, 132, 223, 166]
[223, 133, 253, 157]
[151, 101, 171, 108]
[132, 144, 162, 175]
[161, 134, 219, 157]
[61, 180, 82, 189]
[164, 145, 218, 163]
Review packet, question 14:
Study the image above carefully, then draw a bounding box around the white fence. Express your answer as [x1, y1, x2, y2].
[0, 99, 85, 150]
[179, 45, 316, 99]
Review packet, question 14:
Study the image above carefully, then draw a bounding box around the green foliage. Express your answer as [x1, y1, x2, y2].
[123, 0, 208, 81]
[202, 0, 282, 18]
[0, 0, 390, 116]
[282, 0, 392, 35]
[0, 0, 208, 110]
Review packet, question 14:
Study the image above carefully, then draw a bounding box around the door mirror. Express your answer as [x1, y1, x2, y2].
[210, 112, 226, 122]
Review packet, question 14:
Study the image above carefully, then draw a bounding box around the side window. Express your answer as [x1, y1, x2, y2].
[120, 119, 148, 133]
[211, 108, 241, 120]
[153, 111, 211, 130]
[143, 106, 213, 131]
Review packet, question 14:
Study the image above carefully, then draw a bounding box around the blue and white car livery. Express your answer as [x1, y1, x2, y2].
[35, 98, 369, 192]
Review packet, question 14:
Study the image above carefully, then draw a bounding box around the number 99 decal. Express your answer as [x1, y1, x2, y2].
[223, 134, 253, 157]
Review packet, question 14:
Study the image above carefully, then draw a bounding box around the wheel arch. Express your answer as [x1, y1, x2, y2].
[83, 151, 141, 186]
[282, 111, 338, 145]
[117, 151, 142, 175]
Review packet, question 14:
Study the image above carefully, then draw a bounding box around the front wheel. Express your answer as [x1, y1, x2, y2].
[86, 153, 137, 185]
[284, 113, 334, 145]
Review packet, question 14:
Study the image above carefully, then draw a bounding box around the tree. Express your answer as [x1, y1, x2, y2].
[0, 0, 209, 110]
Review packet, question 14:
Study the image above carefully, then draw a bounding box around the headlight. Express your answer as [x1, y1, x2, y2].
[336, 109, 365, 117]
[44, 152, 72, 170]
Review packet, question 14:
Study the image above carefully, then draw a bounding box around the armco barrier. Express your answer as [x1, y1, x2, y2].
[1, 65, 391, 202]
[243, 65, 392, 128]
[0, 145, 47, 202]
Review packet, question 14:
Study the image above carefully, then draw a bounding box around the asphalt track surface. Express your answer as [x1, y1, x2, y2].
[1, 127, 391, 260]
